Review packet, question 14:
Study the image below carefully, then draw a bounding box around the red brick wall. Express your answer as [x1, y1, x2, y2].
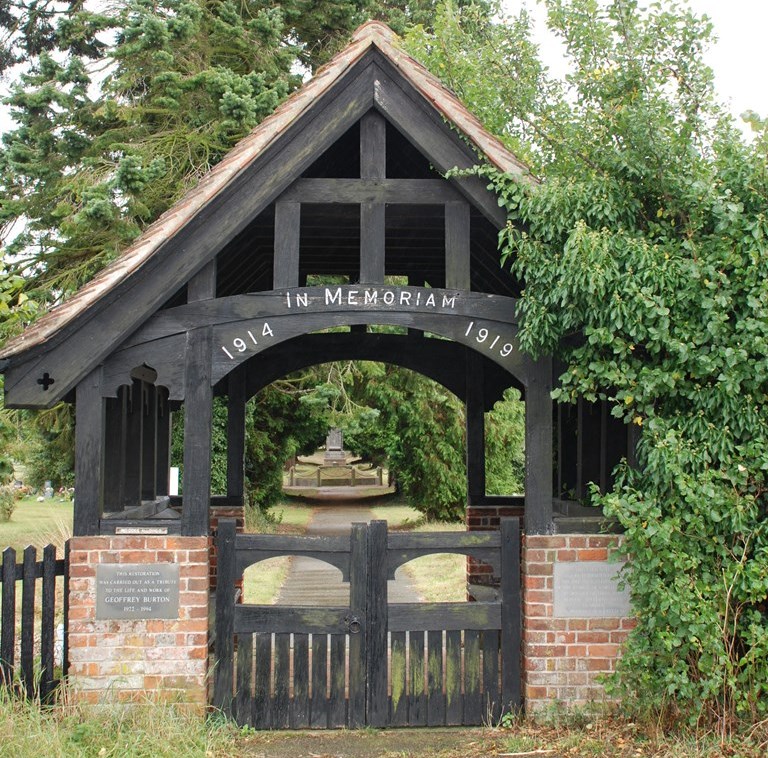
[465, 505, 523, 598]
[67, 535, 209, 707]
[208, 506, 245, 592]
[522, 535, 636, 712]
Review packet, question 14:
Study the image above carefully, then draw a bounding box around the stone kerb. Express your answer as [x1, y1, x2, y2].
[522, 534, 636, 712]
[67, 535, 209, 706]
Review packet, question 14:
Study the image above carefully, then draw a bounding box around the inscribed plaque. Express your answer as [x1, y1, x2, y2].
[553, 561, 630, 618]
[96, 563, 180, 620]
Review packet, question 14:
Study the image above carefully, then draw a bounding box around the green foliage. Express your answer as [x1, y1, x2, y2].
[406, 0, 768, 728]
[21, 405, 75, 490]
[485, 388, 525, 495]
[0, 485, 15, 522]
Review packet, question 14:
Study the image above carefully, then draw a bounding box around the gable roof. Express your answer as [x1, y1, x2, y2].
[1, 21, 530, 364]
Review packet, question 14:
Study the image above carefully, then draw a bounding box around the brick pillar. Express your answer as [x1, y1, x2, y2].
[522, 535, 636, 712]
[465, 505, 523, 598]
[67, 535, 209, 707]
[208, 506, 244, 592]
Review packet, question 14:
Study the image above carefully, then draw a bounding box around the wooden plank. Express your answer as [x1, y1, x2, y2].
[181, 327, 213, 536]
[444, 630, 463, 725]
[74, 367, 104, 535]
[310, 633, 328, 728]
[234, 605, 350, 635]
[102, 392, 125, 510]
[0, 547, 16, 685]
[20, 546, 36, 695]
[483, 630, 501, 723]
[292, 633, 310, 728]
[408, 630, 426, 726]
[253, 632, 271, 729]
[122, 379, 143, 509]
[360, 202, 385, 283]
[226, 366, 246, 499]
[466, 351, 486, 506]
[388, 602, 500, 632]
[524, 360, 553, 534]
[212, 518, 237, 714]
[389, 631, 407, 726]
[281, 178, 463, 204]
[427, 630, 445, 726]
[141, 383, 157, 501]
[463, 630, 482, 724]
[40, 544, 57, 701]
[348, 523, 367, 728]
[500, 518, 521, 712]
[155, 389, 171, 496]
[187, 259, 217, 302]
[366, 520, 388, 727]
[445, 201, 470, 290]
[235, 633, 253, 726]
[328, 633, 346, 728]
[273, 202, 301, 289]
[273, 632, 291, 728]
[360, 110, 386, 179]
[62, 541, 70, 679]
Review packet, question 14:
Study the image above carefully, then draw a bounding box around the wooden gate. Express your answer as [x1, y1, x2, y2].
[212, 518, 520, 728]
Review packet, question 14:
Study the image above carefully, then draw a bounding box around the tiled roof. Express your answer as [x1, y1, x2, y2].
[0, 20, 530, 360]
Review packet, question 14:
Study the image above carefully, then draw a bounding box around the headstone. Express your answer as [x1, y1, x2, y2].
[324, 428, 346, 463]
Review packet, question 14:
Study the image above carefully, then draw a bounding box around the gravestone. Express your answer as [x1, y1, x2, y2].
[324, 428, 346, 464]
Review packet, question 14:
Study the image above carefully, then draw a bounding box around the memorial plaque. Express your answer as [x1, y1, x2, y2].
[553, 561, 630, 618]
[114, 526, 169, 535]
[96, 563, 180, 620]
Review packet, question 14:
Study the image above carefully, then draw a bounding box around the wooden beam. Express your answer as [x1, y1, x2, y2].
[102, 391, 126, 511]
[187, 260, 216, 302]
[465, 351, 486, 506]
[273, 201, 301, 289]
[122, 379, 143, 508]
[360, 111, 386, 179]
[226, 366, 246, 499]
[74, 367, 104, 535]
[524, 360, 553, 535]
[360, 111, 386, 284]
[181, 327, 213, 536]
[445, 201, 470, 290]
[141, 383, 157, 501]
[155, 389, 171, 496]
[280, 178, 462, 204]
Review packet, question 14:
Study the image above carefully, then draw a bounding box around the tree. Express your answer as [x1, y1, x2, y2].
[406, 0, 768, 728]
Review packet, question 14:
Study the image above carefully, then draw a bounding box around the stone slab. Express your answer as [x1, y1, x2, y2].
[96, 563, 180, 620]
[553, 561, 630, 618]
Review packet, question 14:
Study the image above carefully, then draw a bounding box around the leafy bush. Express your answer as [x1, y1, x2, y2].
[0, 486, 16, 522]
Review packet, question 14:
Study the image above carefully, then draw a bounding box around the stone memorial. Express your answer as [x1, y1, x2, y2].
[553, 560, 631, 618]
[96, 563, 180, 620]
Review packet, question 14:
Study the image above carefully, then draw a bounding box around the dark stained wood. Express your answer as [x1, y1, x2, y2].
[20, 546, 35, 694]
[234, 606, 349, 635]
[310, 633, 328, 728]
[426, 630, 445, 726]
[122, 380, 143, 508]
[155, 389, 171, 496]
[525, 359, 554, 534]
[444, 630, 463, 725]
[40, 544, 57, 701]
[463, 630, 482, 724]
[482, 630, 501, 723]
[445, 201, 470, 290]
[281, 178, 462, 204]
[466, 351, 485, 505]
[273, 202, 301, 289]
[181, 327, 213, 536]
[361, 110, 386, 179]
[62, 540, 70, 679]
[500, 518, 521, 712]
[253, 632, 271, 729]
[388, 602, 500, 632]
[348, 523, 368, 728]
[74, 367, 104, 535]
[366, 520, 388, 727]
[328, 633, 346, 728]
[103, 392, 126, 509]
[226, 366, 246, 499]
[235, 633, 253, 726]
[408, 630, 426, 726]
[389, 631, 407, 726]
[273, 632, 291, 728]
[141, 383, 157, 501]
[187, 260, 217, 302]
[292, 633, 310, 728]
[360, 202, 385, 283]
[0, 547, 15, 684]
[213, 518, 237, 714]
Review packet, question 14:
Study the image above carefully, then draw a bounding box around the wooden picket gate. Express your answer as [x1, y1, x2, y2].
[212, 518, 520, 728]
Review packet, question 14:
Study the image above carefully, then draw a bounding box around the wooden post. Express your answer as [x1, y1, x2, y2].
[273, 202, 301, 289]
[182, 327, 213, 536]
[187, 259, 217, 302]
[524, 360, 553, 534]
[360, 111, 386, 283]
[155, 389, 171, 496]
[227, 366, 247, 500]
[348, 522, 368, 727]
[141, 383, 157, 501]
[213, 518, 237, 714]
[122, 379, 143, 508]
[445, 201, 470, 290]
[102, 391, 126, 510]
[74, 366, 104, 535]
[500, 518, 521, 711]
[466, 351, 485, 506]
[366, 519, 389, 727]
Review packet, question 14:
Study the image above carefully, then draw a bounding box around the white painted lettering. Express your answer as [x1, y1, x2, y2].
[326, 287, 342, 305]
[286, 293, 291, 308]
[383, 290, 395, 306]
[416, 291, 422, 306]
[347, 290, 359, 305]
[399, 291, 412, 305]
[425, 293, 436, 307]
[296, 292, 309, 307]
[442, 294, 457, 309]
[262, 322, 274, 337]
[247, 330, 258, 345]
[364, 290, 378, 305]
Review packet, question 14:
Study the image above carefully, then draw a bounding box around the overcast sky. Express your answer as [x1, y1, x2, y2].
[516, 0, 768, 124]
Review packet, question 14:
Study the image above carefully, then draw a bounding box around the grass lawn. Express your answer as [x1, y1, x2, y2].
[0, 497, 73, 555]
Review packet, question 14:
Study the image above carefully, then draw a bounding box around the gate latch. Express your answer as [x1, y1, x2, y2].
[345, 615, 362, 634]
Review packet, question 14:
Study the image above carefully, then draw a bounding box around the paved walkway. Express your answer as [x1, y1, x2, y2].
[275, 504, 421, 605]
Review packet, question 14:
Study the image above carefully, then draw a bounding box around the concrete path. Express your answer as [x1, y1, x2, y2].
[275, 504, 421, 605]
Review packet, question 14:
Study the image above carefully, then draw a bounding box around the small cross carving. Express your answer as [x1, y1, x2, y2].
[37, 372, 55, 391]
